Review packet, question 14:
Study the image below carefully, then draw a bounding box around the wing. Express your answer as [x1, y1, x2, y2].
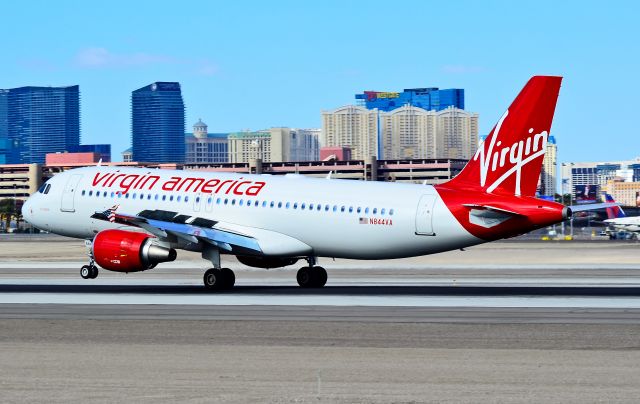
[91, 209, 312, 256]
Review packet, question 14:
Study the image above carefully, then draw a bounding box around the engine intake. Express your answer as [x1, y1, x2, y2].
[92, 229, 176, 272]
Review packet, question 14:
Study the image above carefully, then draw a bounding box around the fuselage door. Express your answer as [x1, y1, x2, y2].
[415, 194, 436, 236]
[60, 174, 83, 212]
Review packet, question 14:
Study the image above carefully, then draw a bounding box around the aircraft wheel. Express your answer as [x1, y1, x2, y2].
[203, 268, 222, 289]
[297, 266, 327, 288]
[80, 265, 91, 279]
[220, 267, 236, 289]
[89, 265, 99, 279]
[313, 266, 327, 288]
[296, 266, 313, 288]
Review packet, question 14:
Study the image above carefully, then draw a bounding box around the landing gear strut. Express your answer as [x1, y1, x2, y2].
[203, 267, 235, 290]
[297, 257, 327, 288]
[81, 238, 98, 279]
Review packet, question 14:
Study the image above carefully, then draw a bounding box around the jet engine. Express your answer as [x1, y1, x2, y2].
[92, 229, 176, 272]
[236, 255, 298, 269]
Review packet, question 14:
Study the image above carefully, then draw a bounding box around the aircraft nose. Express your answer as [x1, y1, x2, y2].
[21, 197, 33, 224]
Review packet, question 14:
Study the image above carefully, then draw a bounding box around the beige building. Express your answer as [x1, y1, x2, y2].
[434, 107, 478, 160]
[0, 164, 43, 201]
[539, 136, 557, 196]
[380, 105, 436, 159]
[606, 180, 640, 207]
[228, 128, 319, 163]
[323, 105, 477, 160]
[321, 106, 379, 160]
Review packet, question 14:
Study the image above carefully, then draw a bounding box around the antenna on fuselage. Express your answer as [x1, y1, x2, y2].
[97, 158, 102, 166]
[326, 171, 333, 180]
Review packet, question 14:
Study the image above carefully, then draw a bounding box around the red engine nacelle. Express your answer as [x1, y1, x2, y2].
[92, 229, 176, 272]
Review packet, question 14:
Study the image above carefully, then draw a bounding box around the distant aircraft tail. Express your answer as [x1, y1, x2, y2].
[604, 194, 626, 218]
[443, 76, 562, 197]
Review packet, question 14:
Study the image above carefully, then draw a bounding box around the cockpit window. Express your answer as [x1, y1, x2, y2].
[38, 183, 51, 194]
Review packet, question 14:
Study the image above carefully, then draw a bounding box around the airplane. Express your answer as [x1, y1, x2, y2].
[21, 76, 612, 290]
[603, 194, 640, 233]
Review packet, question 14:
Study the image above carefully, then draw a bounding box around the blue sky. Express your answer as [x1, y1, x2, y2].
[1, 0, 638, 162]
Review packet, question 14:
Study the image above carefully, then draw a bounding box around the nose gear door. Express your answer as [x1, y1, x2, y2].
[415, 194, 436, 235]
[61, 174, 83, 212]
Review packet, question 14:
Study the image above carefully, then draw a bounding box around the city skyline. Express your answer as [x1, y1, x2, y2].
[0, 1, 638, 163]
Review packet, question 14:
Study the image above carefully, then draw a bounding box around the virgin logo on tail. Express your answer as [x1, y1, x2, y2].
[474, 110, 549, 196]
[441, 76, 562, 198]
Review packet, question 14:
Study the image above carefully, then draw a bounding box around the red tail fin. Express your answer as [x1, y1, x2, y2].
[445, 76, 562, 197]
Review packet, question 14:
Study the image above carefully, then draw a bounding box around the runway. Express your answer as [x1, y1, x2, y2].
[2, 239, 640, 402]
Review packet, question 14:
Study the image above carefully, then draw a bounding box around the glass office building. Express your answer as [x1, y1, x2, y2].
[1, 86, 80, 164]
[68, 144, 112, 162]
[355, 88, 464, 112]
[131, 82, 185, 163]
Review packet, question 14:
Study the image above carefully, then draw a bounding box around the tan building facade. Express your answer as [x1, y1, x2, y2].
[228, 128, 320, 163]
[539, 136, 557, 196]
[606, 180, 640, 207]
[321, 106, 379, 160]
[322, 105, 478, 160]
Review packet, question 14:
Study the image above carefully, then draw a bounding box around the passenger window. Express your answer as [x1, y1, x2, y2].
[231, 199, 236, 205]
[117, 193, 122, 199]
[277, 202, 282, 208]
[177, 196, 181, 202]
[111, 192, 115, 198]
[293, 203, 298, 209]
[357, 207, 361, 213]
[389, 209, 394, 216]
[301, 203, 306, 210]
[132, 193, 137, 199]
[381, 208, 386, 215]
[270, 201, 275, 208]
[162, 195, 166, 201]
[285, 202, 290, 209]
[125, 193, 129, 199]
[324, 205, 329, 211]
[89, 190, 93, 196]
[140, 193, 144, 200]
[262, 201, 267, 207]
[349, 206, 353, 213]
[169, 196, 174, 201]
[147, 194, 151, 200]
[216, 198, 221, 204]
[239, 199, 244, 206]
[196, 196, 201, 203]
[365, 207, 369, 214]
[309, 203, 314, 210]
[154, 194, 158, 200]
[373, 208, 377, 214]
[341, 206, 345, 212]
[81, 190, 86, 196]
[224, 199, 228, 205]
[333, 205, 337, 212]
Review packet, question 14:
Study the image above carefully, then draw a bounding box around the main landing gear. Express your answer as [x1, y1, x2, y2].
[296, 257, 327, 288]
[80, 264, 99, 279]
[203, 267, 235, 290]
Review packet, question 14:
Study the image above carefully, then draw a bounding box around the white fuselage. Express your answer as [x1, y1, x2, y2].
[604, 217, 640, 233]
[23, 166, 482, 260]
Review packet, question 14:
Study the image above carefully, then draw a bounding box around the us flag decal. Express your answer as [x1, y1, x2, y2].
[359, 217, 369, 224]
